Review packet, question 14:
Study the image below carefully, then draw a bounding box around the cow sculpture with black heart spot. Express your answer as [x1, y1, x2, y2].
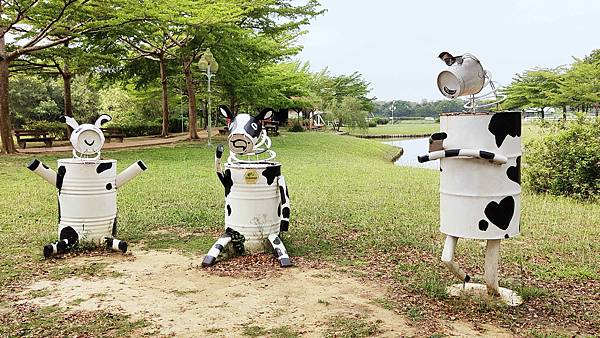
[27, 115, 147, 258]
[418, 52, 523, 305]
[202, 105, 292, 268]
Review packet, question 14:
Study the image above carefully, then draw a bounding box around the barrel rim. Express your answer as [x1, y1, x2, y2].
[58, 158, 116, 164]
[227, 161, 280, 169]
[440, 111, 522, 117]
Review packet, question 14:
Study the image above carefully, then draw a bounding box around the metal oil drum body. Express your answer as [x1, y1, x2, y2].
[225, 161, 281, 252]
[439, 111, 521, 240]
[57, 159, 117, 244]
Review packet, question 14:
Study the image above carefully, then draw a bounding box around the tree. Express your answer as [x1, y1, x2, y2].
[503, 68, 563, 119]
[0, 0, 128, 154]
[329, 96, 369, 131]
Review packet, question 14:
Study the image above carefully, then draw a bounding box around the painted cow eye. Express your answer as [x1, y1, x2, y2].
[251, 123, 258, 130]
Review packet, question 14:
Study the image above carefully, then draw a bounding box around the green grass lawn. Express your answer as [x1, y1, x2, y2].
[1, 131, 598, 335]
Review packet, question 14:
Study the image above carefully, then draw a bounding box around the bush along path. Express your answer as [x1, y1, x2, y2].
[0, 132, 598, 336]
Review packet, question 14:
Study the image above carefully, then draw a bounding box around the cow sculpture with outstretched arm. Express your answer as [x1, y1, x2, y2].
[202, 105, 292, 268]
[27, 115, 147, 258]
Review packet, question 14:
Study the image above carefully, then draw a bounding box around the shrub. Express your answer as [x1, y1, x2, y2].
[377, 118, 389, 125]
[22, 120, 68, 140]
[288, 120, 304, 132]
[524, 117, 600, 200]
[368, 120, 377, 128]
[109, 121, 162, 137]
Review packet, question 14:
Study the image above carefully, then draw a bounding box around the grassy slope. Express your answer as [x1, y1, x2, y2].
[1, 131, 598, 334]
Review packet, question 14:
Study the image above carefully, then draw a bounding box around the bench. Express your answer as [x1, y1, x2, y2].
[263, 121, 279, 136]
[101, 127, 125, 143]
[14, 129, 53, 148]
[217, 127, 228, 135]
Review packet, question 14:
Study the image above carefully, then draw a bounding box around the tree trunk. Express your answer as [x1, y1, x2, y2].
[562, 105, 567, 121]
[0, 35, 15, 154]
[183, 58, 198, 139]
[62, 66, 73, 138]
[540, 108, 545, 120]
[159, 56, 169, 137]
[229, 95, 236, 115]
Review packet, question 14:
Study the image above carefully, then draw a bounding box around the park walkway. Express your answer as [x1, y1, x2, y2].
[17, 131, 208, 154]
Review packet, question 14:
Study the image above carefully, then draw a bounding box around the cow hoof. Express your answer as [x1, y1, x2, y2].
[118, 241, 128, 254]
[202, 256, 216, 267]
[43, 245, 53, 258]
[279, 257, 293, 268]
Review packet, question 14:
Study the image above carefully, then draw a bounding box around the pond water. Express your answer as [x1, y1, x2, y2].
[385, 138, 439, 170]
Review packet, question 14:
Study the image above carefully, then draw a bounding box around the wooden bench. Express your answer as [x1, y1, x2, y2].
[101, 127, 125, 143]
[14, 129, 53, 148]
[263, 121, 279, 136]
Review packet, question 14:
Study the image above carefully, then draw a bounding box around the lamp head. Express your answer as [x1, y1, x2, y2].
[436, 52, 486, 99]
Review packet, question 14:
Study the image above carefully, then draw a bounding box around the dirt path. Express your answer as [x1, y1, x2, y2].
[17, 250, 512, 337]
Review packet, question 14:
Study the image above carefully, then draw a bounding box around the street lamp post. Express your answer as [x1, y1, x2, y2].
[390, 100, 396, 125]
[198, 48, 219, 146]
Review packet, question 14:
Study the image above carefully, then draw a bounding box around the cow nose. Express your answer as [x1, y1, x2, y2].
[228, 134, 253, 154]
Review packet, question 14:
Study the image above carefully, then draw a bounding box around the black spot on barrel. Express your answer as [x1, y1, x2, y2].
[280, 220, 289, 232]
[278, 204, 281, 217]
[42, 163, 49, 169]
[137, 161, 147, 171]
[479, 150, 494, 160]
[488, 111, 521, 147]
[27, 159, 40, 171]
[504, 234, 510, 239]
[59, 226, 79, 246]
[106, 183, 112, 190]
[282, 207, 290, 219]
[261, 165, 281, 185]
[96, 162, 113, 174]
[506, 156, 521, 184]
[219, 169, 234, 197]
[227, 204, 231, 216]
[484, 196, 515, 231]
[445, 149, 460, 157]
[56, 166, 66, 192]
[112, 218, 118, 236]
[272, 237, 281, 245]
[478, 219, 489, 231]
[279, 186, 287, 205]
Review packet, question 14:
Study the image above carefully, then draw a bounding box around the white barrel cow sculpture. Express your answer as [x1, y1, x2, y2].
[418, 52, 522, 305]
[202, 105, 292, 268]
[27, 115, 147, 258]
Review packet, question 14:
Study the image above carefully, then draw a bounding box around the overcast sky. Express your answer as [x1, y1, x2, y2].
[296, 0, 600, 102]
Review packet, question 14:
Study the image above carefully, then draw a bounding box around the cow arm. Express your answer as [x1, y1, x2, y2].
[116, 161, 147, 188]
[278, 175, 290, 232]
[27, 159, 57, 186]
[418, 149, 507, 165]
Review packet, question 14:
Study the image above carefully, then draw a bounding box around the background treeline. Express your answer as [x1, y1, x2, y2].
[502, 49, 600, 118]
[371, 99, 464, 118]
[0, 0, 376, 153]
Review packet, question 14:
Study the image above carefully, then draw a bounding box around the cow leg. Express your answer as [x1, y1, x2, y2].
[268, 233, 292, 268]
[43, 226, 79, 258]
[43, 239, 71, 258]
[484, 239, 501, 296]
[105, 237, 128, 253]
[202, 233, 233, 267]
[278, 176, 290, 232]
[441, 235, 470, 285]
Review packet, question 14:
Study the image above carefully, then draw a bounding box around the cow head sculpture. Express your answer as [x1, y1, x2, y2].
[60, 114, 112, 160]
[220, 105, 274, 155]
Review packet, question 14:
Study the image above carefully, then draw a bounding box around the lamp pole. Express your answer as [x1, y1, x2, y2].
[390, 100, 395, 125]
[198, 49, 218, 146]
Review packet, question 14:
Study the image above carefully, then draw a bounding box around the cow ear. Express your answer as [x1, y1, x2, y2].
[219, 105, 234, 119]
[95, 114, 112, 128]
[255, 108, 274, 121]
[59, 115, 79, 130]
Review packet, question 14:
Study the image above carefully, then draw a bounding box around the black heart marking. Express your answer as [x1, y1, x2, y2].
[488, 111, 521, 147]
[506, 156, 521, 184]
[484, 196, 515, 231]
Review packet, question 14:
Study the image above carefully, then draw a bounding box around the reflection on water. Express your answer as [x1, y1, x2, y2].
[385, 138, 439, 170]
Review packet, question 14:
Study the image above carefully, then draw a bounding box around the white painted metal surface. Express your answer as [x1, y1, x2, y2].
[437, 54, 486, 99]
[439, 112, 521, 240]
[224, 162, 281, 252]
[57, 159, 117, 244]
